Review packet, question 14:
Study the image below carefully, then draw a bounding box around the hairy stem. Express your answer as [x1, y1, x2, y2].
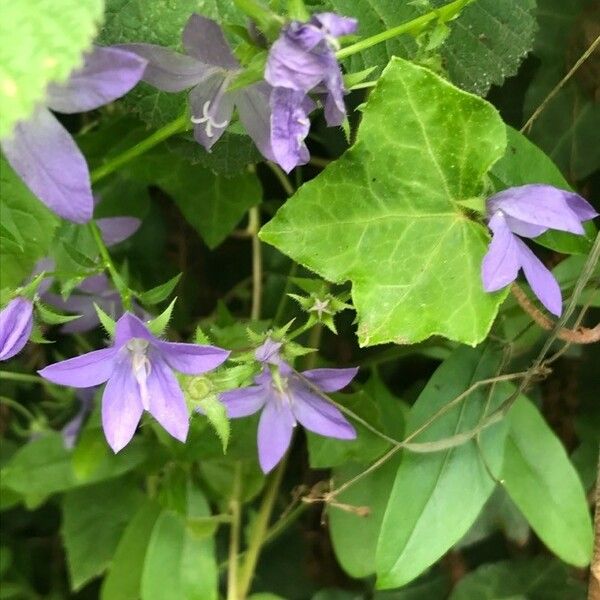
[227, 462, 243, 600]
[237, 458, 287, 598]
[249, 207, 263, 321]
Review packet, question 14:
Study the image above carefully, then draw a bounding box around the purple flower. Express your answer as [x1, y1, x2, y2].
[481, 184, 597, 316]
[0, 298, 34, 361]
[122, 14, 275, 160]
[219, 340, 357, 473]
[265, 12, 357, 171]
[62, 388, 95, 449]
[1, 47, 147, 224]
[39, 313, 229, 452]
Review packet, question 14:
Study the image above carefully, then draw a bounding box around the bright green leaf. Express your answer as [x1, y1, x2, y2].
[502, 396, 593, 567]
[376, 344, 509, 588]
[137, 273, 182, 305]
[261, 58, 507, 347]
[0, 0, 104, 137]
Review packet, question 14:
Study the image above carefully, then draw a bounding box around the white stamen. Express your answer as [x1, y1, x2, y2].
[190, 100, 229, 138]
[127, 339, 152, 410]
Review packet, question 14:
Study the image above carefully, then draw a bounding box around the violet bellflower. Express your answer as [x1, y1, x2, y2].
[1, 47, 147, 223]
[219, 339, 357, 473]
[39, 313, 229, 452]
[481, 184, 598, 316]
[0, 298, 34, 361]
[265, 12, 357, 172]
[121, 15, 275, 160]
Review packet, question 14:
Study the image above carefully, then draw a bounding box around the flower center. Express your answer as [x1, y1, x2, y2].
[190, 76, 233, 138]
[127, 338, 152, 410]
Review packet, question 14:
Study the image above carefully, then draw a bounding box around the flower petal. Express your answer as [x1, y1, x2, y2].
[300, 367, 358, 392]
[254, 338, 283, 364]
[182, 14, 239, 70]
[235, 82, 277, 162]
[96, 217, 141, 246]
[291, 384, 356, 439]
[487, 185, 584, 235]
[481, 213, 521, 292]
[565, 193, 598, 222]
[46, 46, 147, 113]
[146, 355, 189, 443]
[114, 312, 153, 347]
[515, 238, 563, 317]
[157, 341, 229, 375]
[270, 88, 311, 173]
[503, 215, 546, 238]
[312, 13, 358, 37]
[190, 74, 235, 150]
[0, 298, 33, 361]
[39, 348, 117, 387]
[219, 385, 267, 418]
[1, 107, 93, 223]
[118, 44, 210, 92]
[102, 358, 143, 452]
[257, 399, 295, 473]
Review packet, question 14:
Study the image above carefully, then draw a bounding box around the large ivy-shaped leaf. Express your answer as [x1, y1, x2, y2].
[0, 158, 59, 290]
[375, 344, 508, 588]
[328, 0, 536, 95]
[261, 58, 507, 347]
[0, 0, 104, 138]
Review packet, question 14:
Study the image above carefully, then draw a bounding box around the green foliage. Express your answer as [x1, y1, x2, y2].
[62, 478, 145, 590]
[0, 0, 104, 137]
[502, 397, 593, 567]
[261, 58, 507, 347]
[0, 158, 59, 289]
[376, 344, 509, 588]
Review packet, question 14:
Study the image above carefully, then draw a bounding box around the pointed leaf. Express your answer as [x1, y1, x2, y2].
[137, 273, 182, 305]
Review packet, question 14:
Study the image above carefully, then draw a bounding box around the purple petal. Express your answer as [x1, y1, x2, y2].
[503, 215, 547, 238]
[481, 213, 521, 292]
[96, 217, 141, 246]
[46, 46, 147, 113]
[114, 313, 154, 347]
[102, 358, 143, 452]
[219, 385, 267, 417]
[118, 43, 210, 92]
[1, 107, 93, 223]
[190, 74, 235, 150]
[257, 399, 295, 473]
[290, 383, 356, 439]
[76, 274, 112, 295]
[254, 338, 283, 364]
[515, 238, 563, 317]
[270, 88, 311, 173]
[300, 367, 358, 392]
[235, 82, 277, 162]
[487, 185, 585, 235]
[565, 193, 598, 222]
[0, 298, 33, 361]
[265, 25, 329, 92]
[146, 355, 189, 443]
[182, 14, 239, 70]
[312, 13, 358, 37]
[39, 348, 117, 387]
[62, 388, 94, 449]
[157, 341, 229, 375]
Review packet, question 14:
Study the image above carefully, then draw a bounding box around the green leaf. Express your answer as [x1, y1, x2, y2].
[147, 298, 177, 336]
[329, 456, 401, 579]
[449, 557, 587, 600]
[141, 480, 218, 600]
[433, 0, 537, 95]
[195, 394, 230, 452]
[101, 501, 162, 600]
[0, 158, 59, 289]
[94, 303, 117, 337]
[261, 58, 507, 347]
[376, 344, 509, 588]
[62, 478, 144, 591]
[137, 273, 182, 305]
[501, 396, 593, 567]
[490, 126, 596, 255]
[36, 302, 82, 325]
[129, 149, 262, 248]
[99, 0, 243, 127]
[0, 0, 104, 137]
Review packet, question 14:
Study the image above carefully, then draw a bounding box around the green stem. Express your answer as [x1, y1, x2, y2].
[0, 395, 37, 422]
[237, 458, 287, 598]
[266, 162, 295, 196]
[249, 207, 263, 321]
[227, 462, 243, 600]
[336, 0, 473, 60]
[287, 319, 314, 341]
[90, 113, 189, 184]
[0, 371, 47, 385]
[88, 221, 133, 311]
